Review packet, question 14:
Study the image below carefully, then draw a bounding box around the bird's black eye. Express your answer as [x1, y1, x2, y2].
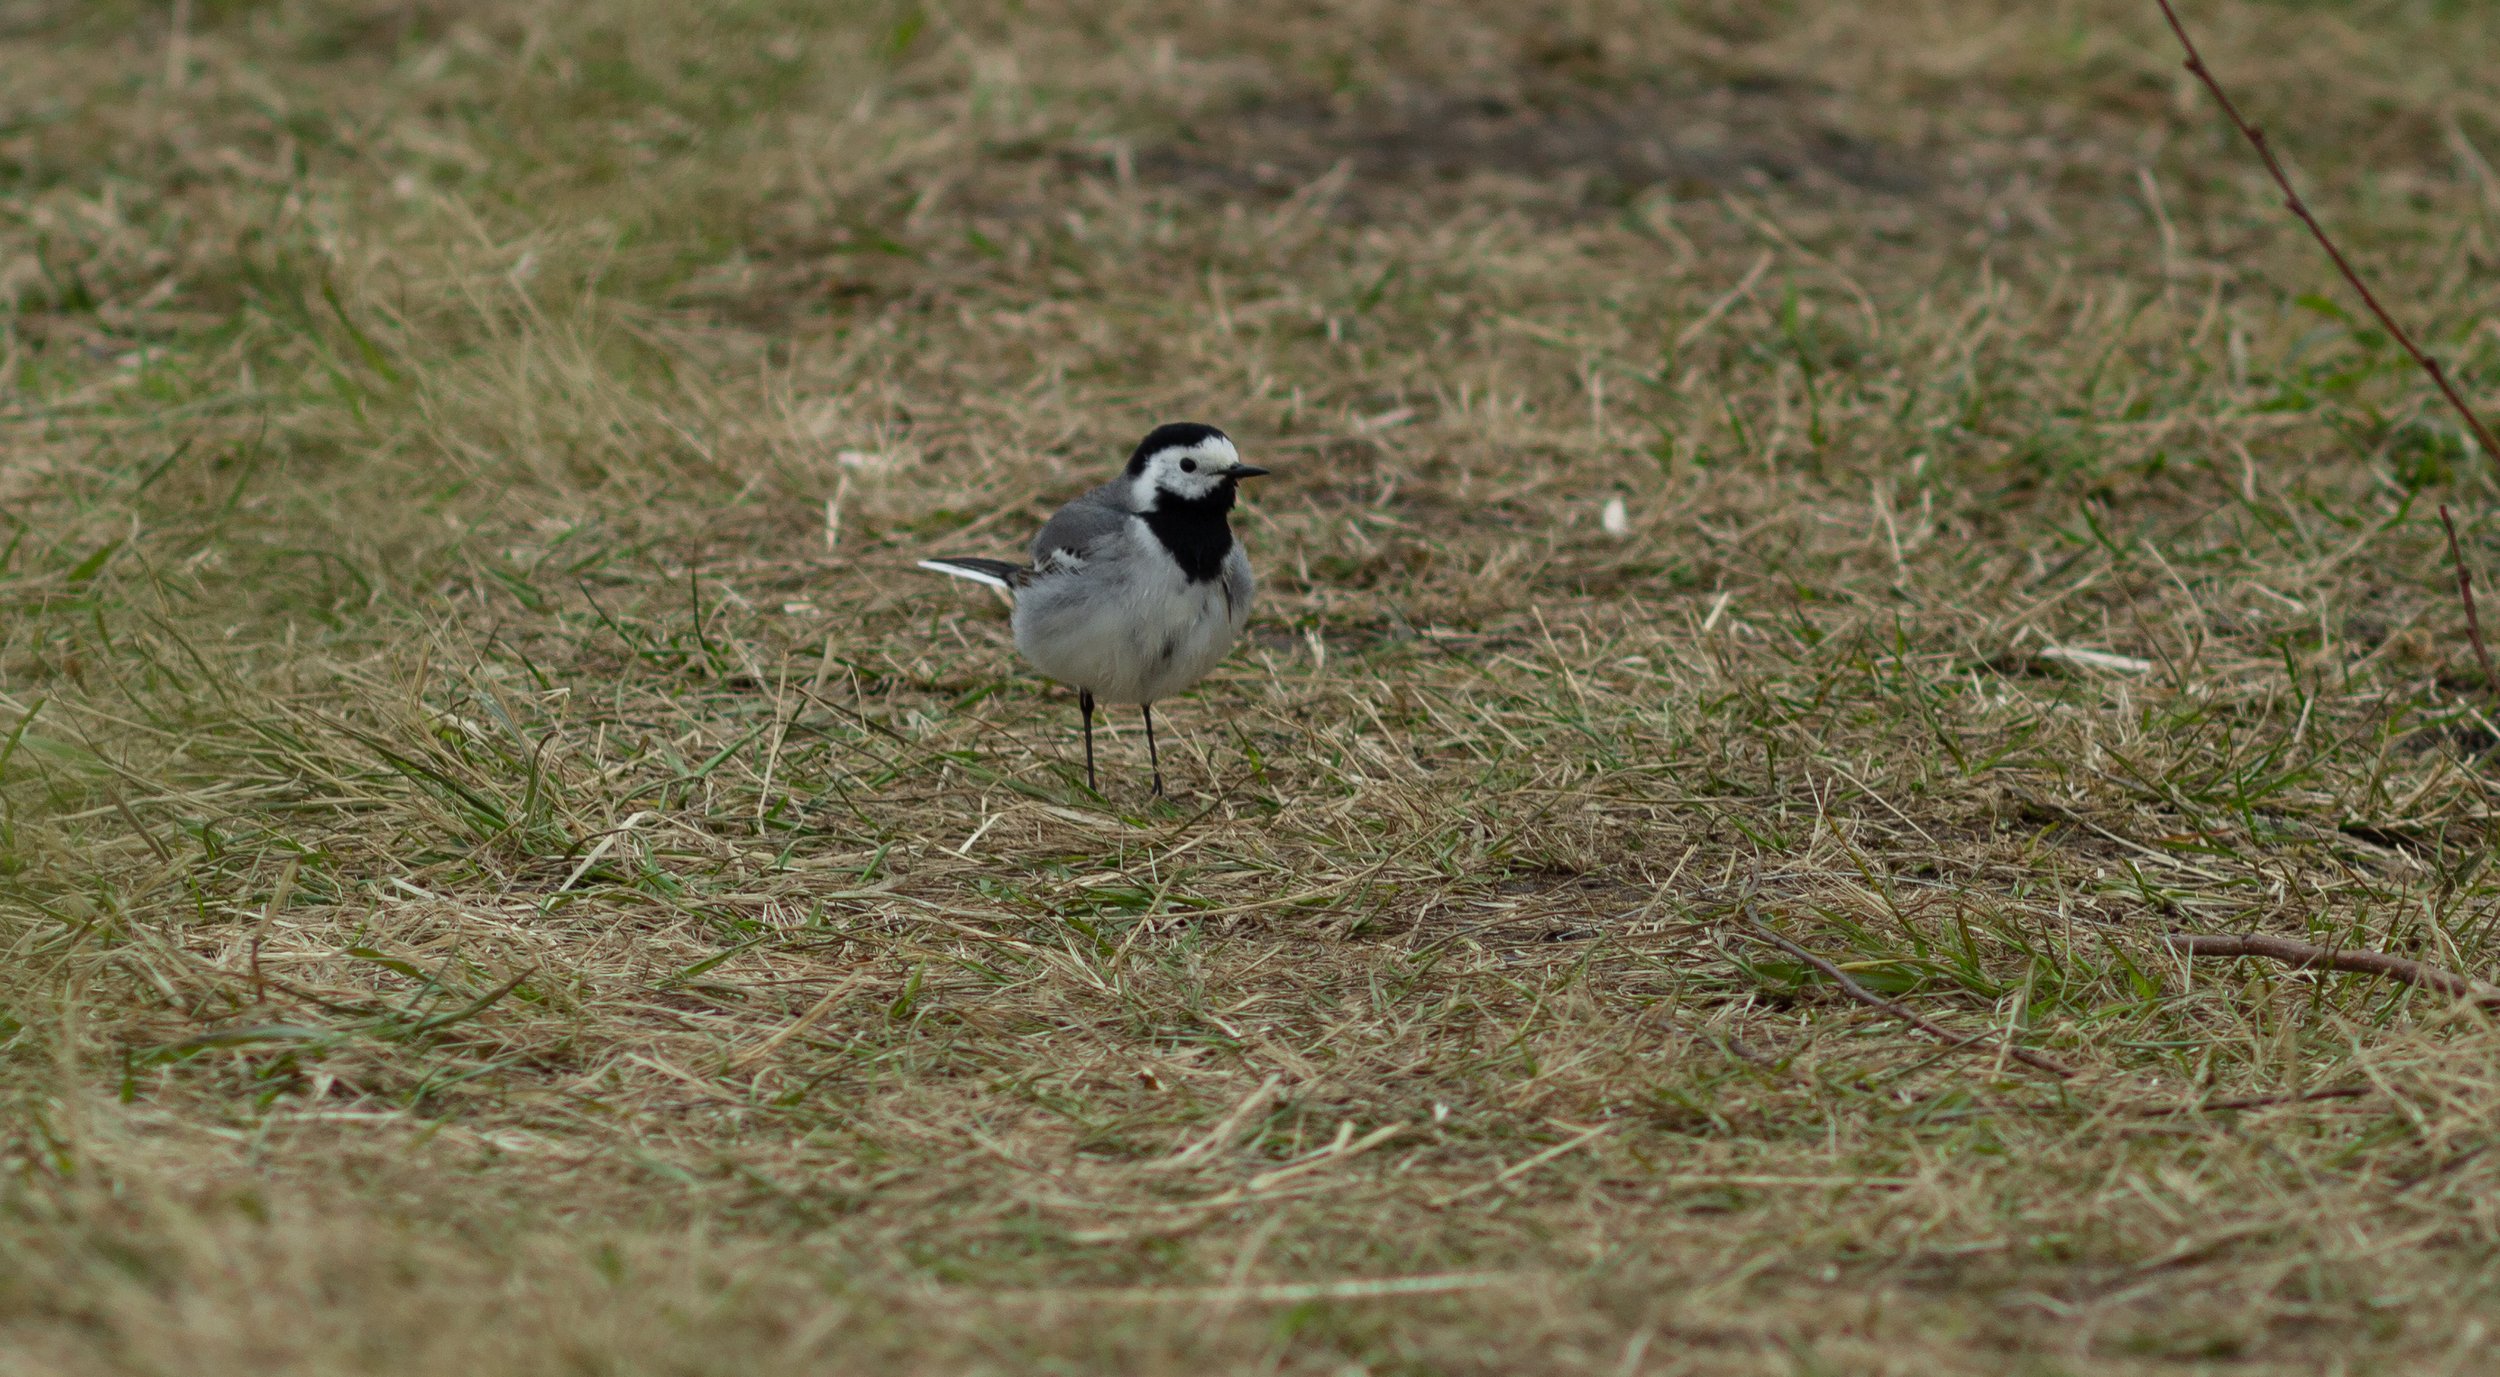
[1178, 458, 1197, 473]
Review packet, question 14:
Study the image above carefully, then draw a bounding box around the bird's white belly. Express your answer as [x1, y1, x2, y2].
[1014, 574, 1241, 705]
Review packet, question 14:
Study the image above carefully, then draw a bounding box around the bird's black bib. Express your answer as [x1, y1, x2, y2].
[1139, 484, 1238, 584]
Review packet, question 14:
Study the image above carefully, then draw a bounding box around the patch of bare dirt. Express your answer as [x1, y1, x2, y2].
[1129, 80, 1924, 217]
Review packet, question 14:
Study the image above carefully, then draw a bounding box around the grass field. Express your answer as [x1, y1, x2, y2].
[8, 0, 2500, 1371]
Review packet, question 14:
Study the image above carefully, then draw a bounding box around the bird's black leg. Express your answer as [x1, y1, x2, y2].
[1143, 702, 1163, 797]
[1079, 689, 1097, 792]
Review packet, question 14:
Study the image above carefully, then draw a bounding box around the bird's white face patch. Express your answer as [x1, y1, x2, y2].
[1130, 435, 1244, 508]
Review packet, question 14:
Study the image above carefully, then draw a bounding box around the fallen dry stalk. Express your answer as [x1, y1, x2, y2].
[1432, 1121, 1614, 1206]
[725, 961, 878, 1070]
[1003, 1272, 1517, 1306]
[2165, 933, 2500, 1008]
[2124, 1085, 2371, 1116]
[1740, 917, 2080, 1079]
[2152, 0, 2500, 465]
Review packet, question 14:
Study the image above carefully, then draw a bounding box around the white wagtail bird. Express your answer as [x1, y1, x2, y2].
[917, 423, 1268, 796]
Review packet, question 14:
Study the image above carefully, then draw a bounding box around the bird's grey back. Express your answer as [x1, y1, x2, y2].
[1029, 481, 1137, 568]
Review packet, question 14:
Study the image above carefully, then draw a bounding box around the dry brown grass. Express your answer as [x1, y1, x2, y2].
[8, 1, 2500, 1371]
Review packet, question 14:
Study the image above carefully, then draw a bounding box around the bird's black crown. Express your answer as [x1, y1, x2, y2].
[1124, 422, 1231, 476]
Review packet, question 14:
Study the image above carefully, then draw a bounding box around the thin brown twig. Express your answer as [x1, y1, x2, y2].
[2152, 0, 2500, 465]
[1739, 917, 2080, 1079]
[2165, 932, 2500, 1009]
[2440, 505, 2499, 690]
[2121, 1085, 2370, 1116]
[2391, 1143, 2491, 1194]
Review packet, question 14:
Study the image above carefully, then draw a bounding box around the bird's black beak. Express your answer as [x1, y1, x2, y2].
[1229, 464, 1271, 479]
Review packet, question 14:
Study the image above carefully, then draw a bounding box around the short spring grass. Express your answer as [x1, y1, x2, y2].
[6, 1, 2500, 1372]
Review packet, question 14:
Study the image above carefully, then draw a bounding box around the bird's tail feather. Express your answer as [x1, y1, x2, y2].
[917, 557, 1029, 592]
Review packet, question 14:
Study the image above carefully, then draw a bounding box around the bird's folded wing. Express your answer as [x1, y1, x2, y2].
[1027, 492, 1132, 570]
